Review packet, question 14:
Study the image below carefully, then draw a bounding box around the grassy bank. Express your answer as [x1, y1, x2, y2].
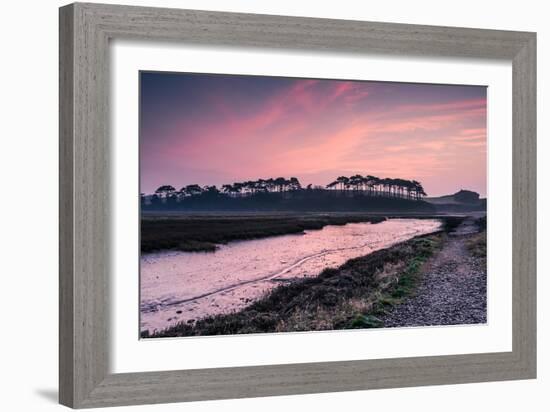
[145, 231, 445, 338]
[466, 230, 487, 259]
[141, 214, 387, 253]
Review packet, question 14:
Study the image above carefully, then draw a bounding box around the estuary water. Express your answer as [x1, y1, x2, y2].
[140, 218, 441, 334]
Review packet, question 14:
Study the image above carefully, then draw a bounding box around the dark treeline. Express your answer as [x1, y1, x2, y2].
[147, 175, 427, 200]
[142, 175, 433, 212]
[326, 175, 426, 200]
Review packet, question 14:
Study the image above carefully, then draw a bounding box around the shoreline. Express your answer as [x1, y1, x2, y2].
[141, 213, 469, 254]
[143, 218, 475, 338]
[140, 218, 443, 333]
[141, 214, 387, 253]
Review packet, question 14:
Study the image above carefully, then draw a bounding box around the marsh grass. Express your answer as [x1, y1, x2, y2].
[441, 215, 467, 232]
[141, 215, 387, 253]
[475, 216, 487, 231]
[466, 231, 487, 259]
[361, 237, 441, 324]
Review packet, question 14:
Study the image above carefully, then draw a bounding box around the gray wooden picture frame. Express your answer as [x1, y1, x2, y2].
[59, 2, 536, 409]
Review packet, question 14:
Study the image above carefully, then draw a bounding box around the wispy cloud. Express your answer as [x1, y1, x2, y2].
[140, 74, 487, 197]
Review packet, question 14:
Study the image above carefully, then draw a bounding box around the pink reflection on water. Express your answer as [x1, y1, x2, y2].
[140, 218, 441, 333]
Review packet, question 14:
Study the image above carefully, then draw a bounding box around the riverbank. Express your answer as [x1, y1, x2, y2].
[145, 219, 473, 337]
[141, 218, 443, 333]
[141, 214, 387, 253]
[141, 213, 466, 253]
[379, 217, 486, 327]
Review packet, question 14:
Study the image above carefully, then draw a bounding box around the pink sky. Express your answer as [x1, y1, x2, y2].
[140, 73, 487, 197]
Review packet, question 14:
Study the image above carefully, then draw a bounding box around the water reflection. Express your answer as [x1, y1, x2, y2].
[140, 218, 440, 333]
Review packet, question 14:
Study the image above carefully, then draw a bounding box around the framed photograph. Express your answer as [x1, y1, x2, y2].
[59, 2, 536, 408]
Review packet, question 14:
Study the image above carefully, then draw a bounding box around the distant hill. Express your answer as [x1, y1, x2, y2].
[425, 190, 486, 212]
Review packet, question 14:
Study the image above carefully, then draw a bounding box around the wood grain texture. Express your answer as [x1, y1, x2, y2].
[512, 34, 537, 374]
[59, 4, 75, 407]
[59, 2, 537, 408]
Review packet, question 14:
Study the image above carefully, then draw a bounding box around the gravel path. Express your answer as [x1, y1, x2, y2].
[380, 217, 487, 327]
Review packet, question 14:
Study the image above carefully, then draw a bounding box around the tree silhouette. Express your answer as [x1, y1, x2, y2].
[288, 177, 302, 191]
[203, 185, 219, 195]
[349, 174, 363, 191]
[150, 175, 428, 203]
[336, 176, 350, 191]
[274, 177, 287, 192]
[184, 184, 203, 196]
[155, 185, 176, 198]
[326, 180, 339, 190]
[221, 184, 234, 197]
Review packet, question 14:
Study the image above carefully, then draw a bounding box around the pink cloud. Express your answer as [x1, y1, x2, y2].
[141, 79, 487, 197]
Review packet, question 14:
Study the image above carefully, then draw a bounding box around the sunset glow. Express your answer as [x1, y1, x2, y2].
[140, 72, 487, 197]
